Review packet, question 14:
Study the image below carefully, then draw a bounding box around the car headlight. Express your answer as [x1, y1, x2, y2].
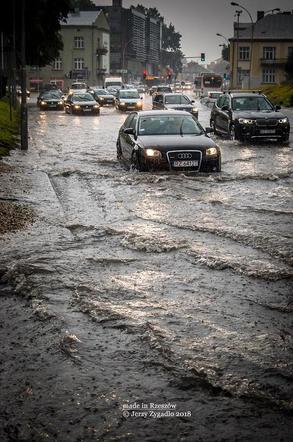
[41, 101, 46, 105]
[58, 101, 63, 105]
[238, 118, 255, 124]
[192, 108, 198, 113]
[206, 147, 218, 156]
[94, 104, 100, 108]
[120, 102, 126, 106]
[74, 105, 81, 109]
[136, 101, 142, 107]
[100, 97, 104, 101]
[279, 117, 288, 123]
[144, 148, 162, 158]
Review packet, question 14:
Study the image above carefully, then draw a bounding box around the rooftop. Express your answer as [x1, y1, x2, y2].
[63, 10, 102, 26]
[232, 12, 293, 40]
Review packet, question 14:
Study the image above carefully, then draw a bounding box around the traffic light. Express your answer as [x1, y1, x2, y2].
[200, 53, 205, 62]
[143, 69, 148, 80]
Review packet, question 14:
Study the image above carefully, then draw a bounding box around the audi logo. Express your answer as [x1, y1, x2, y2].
[178, 153, 192, 159]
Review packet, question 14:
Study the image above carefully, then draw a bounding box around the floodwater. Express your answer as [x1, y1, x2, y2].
[0, 93, 292, 441]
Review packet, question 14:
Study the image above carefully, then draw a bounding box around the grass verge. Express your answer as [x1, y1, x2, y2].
[0, 97, 20, 157]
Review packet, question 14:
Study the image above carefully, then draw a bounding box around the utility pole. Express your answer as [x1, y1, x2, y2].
[20, 0, 28, 150]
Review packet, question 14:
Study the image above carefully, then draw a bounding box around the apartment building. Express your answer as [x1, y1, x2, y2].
[229, 11, 293, 88]
[101, 0, 162, 81]
[28, 10, 110, 90]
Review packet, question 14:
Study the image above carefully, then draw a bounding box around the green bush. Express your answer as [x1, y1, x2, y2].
[0, 97, 20, 157]
[261, 82, 293, 107]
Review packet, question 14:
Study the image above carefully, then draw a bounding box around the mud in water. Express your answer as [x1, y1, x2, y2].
[0, 95, 292, 441]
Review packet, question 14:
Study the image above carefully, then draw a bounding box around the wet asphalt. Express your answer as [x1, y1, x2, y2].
[0, 93, 292, 442]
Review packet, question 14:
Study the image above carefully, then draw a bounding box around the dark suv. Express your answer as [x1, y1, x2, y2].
[210, 92, 290, 142]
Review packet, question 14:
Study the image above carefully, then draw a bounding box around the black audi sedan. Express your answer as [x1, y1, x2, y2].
[210, 91, 290, 142]
[64, 93, 100, 115]
[37, 90, 64, 110]
[117, 110, 221, 172]
[152, 93, 198, 119]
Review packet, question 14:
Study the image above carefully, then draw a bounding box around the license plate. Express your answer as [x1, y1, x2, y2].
[173, 160, 198, 167]
[260, 129, 276, 134]
[83, 108, 92, 112]
[49, 104, 56, 107]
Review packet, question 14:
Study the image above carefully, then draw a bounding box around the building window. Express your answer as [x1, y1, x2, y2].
[238, 69, 250, 84]
[74, 58, 85, 70]
[263, 68, 275, 83]
[263, 47, 276, 60]
[74, 36, 84, 49]
[239, 47, 250, 60]
[52, 58, 62, 70]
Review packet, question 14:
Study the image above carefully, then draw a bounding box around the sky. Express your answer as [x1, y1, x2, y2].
[96, 0, 293, 63]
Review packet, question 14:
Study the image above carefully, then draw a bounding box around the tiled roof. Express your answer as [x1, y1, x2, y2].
[63, 10, 102, 26]
[232, 13, 293, 40]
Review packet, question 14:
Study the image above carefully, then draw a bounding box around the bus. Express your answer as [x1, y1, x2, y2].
[194, 73, 223, 97]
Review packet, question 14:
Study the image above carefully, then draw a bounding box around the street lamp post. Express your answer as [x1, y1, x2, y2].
[216, 33, 229, 45]
[231, 2, 254, 89]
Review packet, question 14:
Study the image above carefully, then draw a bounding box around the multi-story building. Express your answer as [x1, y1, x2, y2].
[229, 11, 293, 88]
[100, 0, 162, 81]
[28, 9, 110, 91]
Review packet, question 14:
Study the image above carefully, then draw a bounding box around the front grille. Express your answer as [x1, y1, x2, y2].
[256, 119, 278, 126]
[167, 150, 202, 171]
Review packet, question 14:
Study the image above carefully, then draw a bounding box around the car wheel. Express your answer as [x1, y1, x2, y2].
[116, 139, 122, 159]
[131, 152, 148, 172]
[229, 124, 237, 141]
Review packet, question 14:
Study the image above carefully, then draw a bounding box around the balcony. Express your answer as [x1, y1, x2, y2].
[96, 47, 108, 56]
[260, 58, 287, 66]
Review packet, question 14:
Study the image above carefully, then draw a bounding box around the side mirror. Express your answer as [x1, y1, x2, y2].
[275, 105, 281, 111]
[205, 127, 213, 133]
[191, 100, 195, 103]
[140, 96, 143, 100]
[123, 127, 135, 135]
[221, 105, 229, 111]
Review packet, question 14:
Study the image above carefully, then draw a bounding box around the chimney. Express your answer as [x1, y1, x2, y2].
[257, 11, 264, 21]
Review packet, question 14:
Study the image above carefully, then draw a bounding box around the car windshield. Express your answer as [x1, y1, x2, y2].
[165, 95, 190, 105]
[232, 96, 273, 111]
[158, 87, 171, 92]
[119, 91, 139, 99]
[94, 89, 108, 95]
[72, 94, 93, 102]
[138, 115, 203, 136]
[71, 84, 87, 90]
[42, 92, 61, 99]
[209, 93, 221, 98]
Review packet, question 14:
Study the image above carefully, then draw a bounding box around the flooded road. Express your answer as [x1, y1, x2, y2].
[0, 94, 293, 441]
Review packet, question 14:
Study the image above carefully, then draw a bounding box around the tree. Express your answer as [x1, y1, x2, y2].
[70, 0, 96, 10]
[0, 0, 73, 68]
[162, 23, 182, 51]
[221, 45, 230, 62]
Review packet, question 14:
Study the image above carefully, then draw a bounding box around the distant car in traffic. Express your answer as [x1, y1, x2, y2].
[210, 91, 290, 142]
[115, 89, 143, 111]
[117, 110, 221, 172]
[152, 85, 172, 99]
[89, 88, 115, 106]
[16, 86, 30, 97]
[69, 82, 88, 94]
[152, 93, 198, 119]
[137, 84, 147, 93]
[37, 90, 64, 110]
[200, 91, 222, 106]
[64, 93, 100, 115]
[149, 86, 158, 96]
